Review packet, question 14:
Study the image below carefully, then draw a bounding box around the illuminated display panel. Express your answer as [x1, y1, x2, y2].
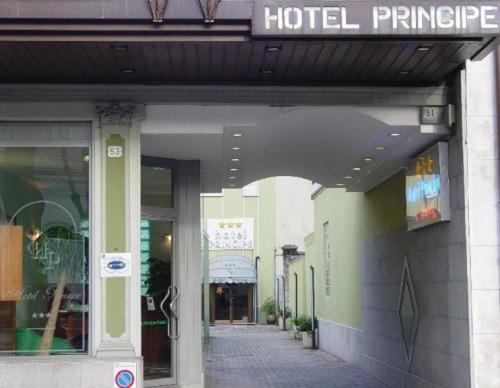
[406, 142, 450, 231]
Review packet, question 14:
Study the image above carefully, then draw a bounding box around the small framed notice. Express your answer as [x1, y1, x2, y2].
[146, 296, 156, 311]
[101, 252, 132, 278]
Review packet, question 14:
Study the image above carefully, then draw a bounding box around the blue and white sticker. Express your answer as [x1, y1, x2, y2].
[101, 252, 132, 278]
[114, 363, 137, 388]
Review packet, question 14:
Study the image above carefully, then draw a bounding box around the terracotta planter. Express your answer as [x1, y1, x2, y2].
[266, 314, 276, 324]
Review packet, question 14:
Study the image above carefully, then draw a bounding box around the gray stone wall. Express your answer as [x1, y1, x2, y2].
[464, 54, 500, 388]
[0, 357, 143, 388]
[358, 85, 471, 387]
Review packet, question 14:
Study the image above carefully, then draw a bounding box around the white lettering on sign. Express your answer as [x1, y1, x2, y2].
[265, 6, 360, 30]
[373, 5, 498, 30]
[262, 4, 499, 32]
[107, 145, 123, 158]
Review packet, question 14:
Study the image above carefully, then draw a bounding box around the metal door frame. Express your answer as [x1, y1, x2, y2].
[141, 156, 179, 387]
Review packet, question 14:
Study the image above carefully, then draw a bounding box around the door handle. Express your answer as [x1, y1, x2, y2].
[160, 285, 172, 321]
[169, 285, 180, 340]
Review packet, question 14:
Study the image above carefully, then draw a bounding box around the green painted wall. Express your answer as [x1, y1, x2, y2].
[201, 178, 277, 323]
[105, 134, 126, 338]
[289, 172, 406, 329]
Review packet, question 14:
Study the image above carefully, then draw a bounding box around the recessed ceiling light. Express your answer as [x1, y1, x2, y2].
[375, 146, 387, 151]
[111, 44, 128, 51]
[229, 168, 239, 172]
[229, 176, 237, 180]
[121, 68, 135, 74]
[389, 132, 401, 137]
[228, 184, 236, 187]
[261, 69, 274, 75]
[417, 45, 432, 52]
[344, 176, 353, 179]
[230, 158, 240, 162]
[399, 71, 410, 76]
[232, 133, 243, 138]
[352, 167, 362, 171]
[364, 157, 374, 162]
[266, 46, 281, 53]
[232, 146, 241, 151]
[336, 183, 345, 187]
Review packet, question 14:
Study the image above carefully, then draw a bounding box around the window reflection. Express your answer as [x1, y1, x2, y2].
[0, 146, 89, 355]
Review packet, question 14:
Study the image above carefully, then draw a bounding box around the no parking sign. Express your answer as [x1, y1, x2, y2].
[114, 362, 137, 388]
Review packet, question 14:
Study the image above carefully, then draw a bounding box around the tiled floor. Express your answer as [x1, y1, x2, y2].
[204, 325, 387, 388]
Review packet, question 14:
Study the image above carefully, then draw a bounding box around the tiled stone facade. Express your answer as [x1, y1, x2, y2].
[465, 54, 500, 388]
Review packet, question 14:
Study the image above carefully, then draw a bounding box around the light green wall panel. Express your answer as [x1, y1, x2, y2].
[105, 134, 126, 338]
[256, 179, 276, 322]
[292, 172, 406, 330]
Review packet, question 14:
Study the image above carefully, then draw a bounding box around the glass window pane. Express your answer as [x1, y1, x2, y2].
[141, 166, 173, 208]
[0, 146, 89, 355]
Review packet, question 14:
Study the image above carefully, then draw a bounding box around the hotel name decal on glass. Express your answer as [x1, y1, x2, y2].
[207, 218, 254, 250]
[253, 1, 500, 36]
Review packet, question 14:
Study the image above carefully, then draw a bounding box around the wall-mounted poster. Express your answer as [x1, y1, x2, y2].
[406, 142, 450, 231]
[207, 218, 254, 250]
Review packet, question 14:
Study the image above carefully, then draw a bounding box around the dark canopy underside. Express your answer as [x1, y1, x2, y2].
[0, 38, 489, 86]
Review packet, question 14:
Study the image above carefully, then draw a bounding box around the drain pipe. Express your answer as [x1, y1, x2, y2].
[255, 256, 260, 324]
[294, 272, 298, 319]
[310, 265, 316, 349]
[281, 275, 286, 331]
[276, 276, 280, 326]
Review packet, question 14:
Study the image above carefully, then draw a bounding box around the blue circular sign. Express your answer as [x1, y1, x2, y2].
[108, 260, 126, 270]
[115, 370, 134, 388]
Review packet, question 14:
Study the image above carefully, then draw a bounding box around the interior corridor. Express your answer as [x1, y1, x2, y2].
[204, 325, 387, 388]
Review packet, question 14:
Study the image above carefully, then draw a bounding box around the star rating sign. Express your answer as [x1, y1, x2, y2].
[416, 155, 434, 176]
[32, 312, 51, 319]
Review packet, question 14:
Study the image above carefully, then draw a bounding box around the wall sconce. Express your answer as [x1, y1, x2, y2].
[26, 228, 43, 260]
[163, 234, 172, 243]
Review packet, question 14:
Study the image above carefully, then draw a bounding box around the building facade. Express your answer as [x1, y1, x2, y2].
[0, 1, 498, 388]
[201, 177, 314, 324]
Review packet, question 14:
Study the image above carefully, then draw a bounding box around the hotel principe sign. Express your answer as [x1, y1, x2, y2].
[253, 1, 500, 36]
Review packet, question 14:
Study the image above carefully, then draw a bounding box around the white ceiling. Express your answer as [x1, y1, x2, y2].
[141, 105, 449, 193]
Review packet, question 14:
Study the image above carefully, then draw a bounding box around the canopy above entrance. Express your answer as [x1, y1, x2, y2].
[209, 255, 257, 284]
[0, 1, 499, 85]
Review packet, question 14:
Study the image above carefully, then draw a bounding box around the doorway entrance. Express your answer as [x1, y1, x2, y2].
[211, 284, 254, 324]
[141, 158, 177, 386]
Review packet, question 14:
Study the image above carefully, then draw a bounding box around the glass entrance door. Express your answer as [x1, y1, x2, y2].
[141, 159, 176, 386]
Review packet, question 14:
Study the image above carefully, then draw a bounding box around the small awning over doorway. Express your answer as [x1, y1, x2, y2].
[209, 255, 256, 284]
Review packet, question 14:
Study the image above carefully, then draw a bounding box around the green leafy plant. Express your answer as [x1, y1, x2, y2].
[291, 315, 312, 332]
[260, 297, 277, 315]
[278, 307, 292, 319]
[144, 257, 171, 301]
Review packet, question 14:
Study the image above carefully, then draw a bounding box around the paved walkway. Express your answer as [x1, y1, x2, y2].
[204, 325, 387, 388]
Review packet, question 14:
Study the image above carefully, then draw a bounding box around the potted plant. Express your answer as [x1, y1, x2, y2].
[260, 297, 277, 324]
[278, 307, 292, 330]
[291, 315, 308, 340]
[291, 315, 315, 348]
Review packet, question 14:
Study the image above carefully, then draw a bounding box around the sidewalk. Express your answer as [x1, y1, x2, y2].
[205, 325, 387, 388]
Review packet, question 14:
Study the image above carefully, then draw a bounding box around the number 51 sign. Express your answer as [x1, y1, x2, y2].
[420, 105, 455, 127]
